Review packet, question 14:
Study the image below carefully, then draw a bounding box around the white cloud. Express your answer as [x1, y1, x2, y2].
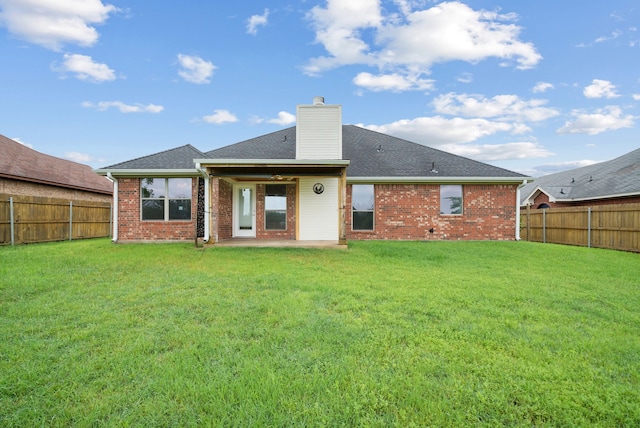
[360, 116, 518, 146]
[55, 53, 116, 82]
[583, 79, 620, 99]
[0, 0, 117, 51]
[456, 72, 473, 84]
[304, 1, 541, 90]
[533, 160, 600, 176]
[433, 93, 560, 122]
[202, 109, 239, 124]
[267, 111, 296, 125]
[353, 71, 434, 92]
[65, 151, 105, 163]
[533, 82, 554, 93]
[82, 101, 164, 113]
[557, 106, 634, 135]
[12, 137, 33, 148]
[633, 94, 640, 101]
[306, 0, 383, 74]
[177, 54, 216, 84]
[442, 142, 554, 161]
[360, 116, 552, 162]
[247, 9, 269, 35]
[594, 30, 623, 44]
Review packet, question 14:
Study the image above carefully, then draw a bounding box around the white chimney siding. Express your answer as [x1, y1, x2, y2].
[296, 101, 342, 160]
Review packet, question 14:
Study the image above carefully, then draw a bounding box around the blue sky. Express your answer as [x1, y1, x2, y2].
[1, 0, 638, 177]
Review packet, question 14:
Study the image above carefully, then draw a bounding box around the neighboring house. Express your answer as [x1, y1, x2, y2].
[96, 97, 530, 244]
[520, 147, 640, 209]
[1, 134, 113, 202]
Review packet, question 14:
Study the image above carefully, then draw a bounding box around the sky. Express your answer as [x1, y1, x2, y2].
[0, 0, 638, 177]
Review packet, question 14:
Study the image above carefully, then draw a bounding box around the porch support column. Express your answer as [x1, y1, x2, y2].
[338, 166, 348, 245]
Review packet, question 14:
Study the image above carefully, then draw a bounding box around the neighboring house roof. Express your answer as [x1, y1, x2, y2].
[0, 134, 113, 195]
[104, 125, 527, 181]
[520, 147, 640, 205]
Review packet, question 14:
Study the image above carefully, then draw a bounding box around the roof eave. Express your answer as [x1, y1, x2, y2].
[195, 158, 350, 167]
[347, 176, 532, 184]
[94, 168, 199, 178]
[1, 172, 113, 195]
[554, 191, 640, 203]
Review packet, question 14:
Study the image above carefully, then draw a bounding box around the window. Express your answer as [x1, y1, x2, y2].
[352, 184, 374, 230]
[265, 184, 287, 230]
[440, 185, 462, 215]
[141, 178, 192, 221]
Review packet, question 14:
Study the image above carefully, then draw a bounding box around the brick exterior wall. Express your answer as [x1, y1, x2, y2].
[117, 178, 198, 242]
[1, 177, 112, 203]
[213, 179, 233, 241]
[255, 183, 296, 240]
[345, 183, 518, 241]
[117, 178, 519, 242]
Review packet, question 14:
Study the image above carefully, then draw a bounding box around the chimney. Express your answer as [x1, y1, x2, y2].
[296, 97, 342, 160]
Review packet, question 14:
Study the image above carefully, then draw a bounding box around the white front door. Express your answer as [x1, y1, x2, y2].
[233, 185, 256, 237]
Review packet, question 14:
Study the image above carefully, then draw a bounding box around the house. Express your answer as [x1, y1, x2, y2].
[96, 97, 530, 244]
[1, 134, 113, 203]
[520, 147, 640, 209]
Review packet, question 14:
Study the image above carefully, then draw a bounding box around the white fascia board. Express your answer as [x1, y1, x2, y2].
[555, 191, 640, 202]
[94, 168, 199, 177]
[194, 158, 350, 166]
[347, 176, 533, 184]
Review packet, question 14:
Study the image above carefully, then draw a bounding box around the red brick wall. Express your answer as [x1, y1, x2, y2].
[117, 178, 519, 242]
[213, 179, 233, 241]
[345, 183, 518, 241]
[255, 183, 296, 240]
[117, 178, 197, 242]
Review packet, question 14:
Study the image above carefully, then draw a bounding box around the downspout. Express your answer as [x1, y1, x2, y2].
[106, 172, 118, 242]
[196, 163, 210, 243]
[515, 180, 528, 241]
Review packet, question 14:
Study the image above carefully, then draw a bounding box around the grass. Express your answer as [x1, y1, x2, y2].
[1, 239, 639, 426]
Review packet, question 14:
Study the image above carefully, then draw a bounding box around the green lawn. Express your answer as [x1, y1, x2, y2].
[1, 239, 639, 426]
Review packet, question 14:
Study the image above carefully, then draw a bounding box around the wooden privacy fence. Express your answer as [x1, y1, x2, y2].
[520, 203, 640, 253]
[0, 195, 112, 246]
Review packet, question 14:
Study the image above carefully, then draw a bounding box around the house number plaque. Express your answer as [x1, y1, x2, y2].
[313, 183, 324, 194]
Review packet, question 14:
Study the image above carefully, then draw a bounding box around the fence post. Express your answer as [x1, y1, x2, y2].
[9, 197, 15, 246]
[526, 204, 530, 241]
[69, 201, 73, 241]
[587, 207, 591, 248]
[542, 209, 546, 244]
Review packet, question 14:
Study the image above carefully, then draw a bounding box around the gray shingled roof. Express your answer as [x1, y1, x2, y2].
[101, 126, 528, 180]
[205, 125, 526, 178]
[103, 144, 206, 169]
[520, 147, 640, 204]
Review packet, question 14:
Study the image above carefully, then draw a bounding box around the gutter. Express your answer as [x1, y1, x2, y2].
[94, 168, 199, 178]
[347, 176, 533, 184]
[106, 172, 118, 242]
[196, 163, 210, 243]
